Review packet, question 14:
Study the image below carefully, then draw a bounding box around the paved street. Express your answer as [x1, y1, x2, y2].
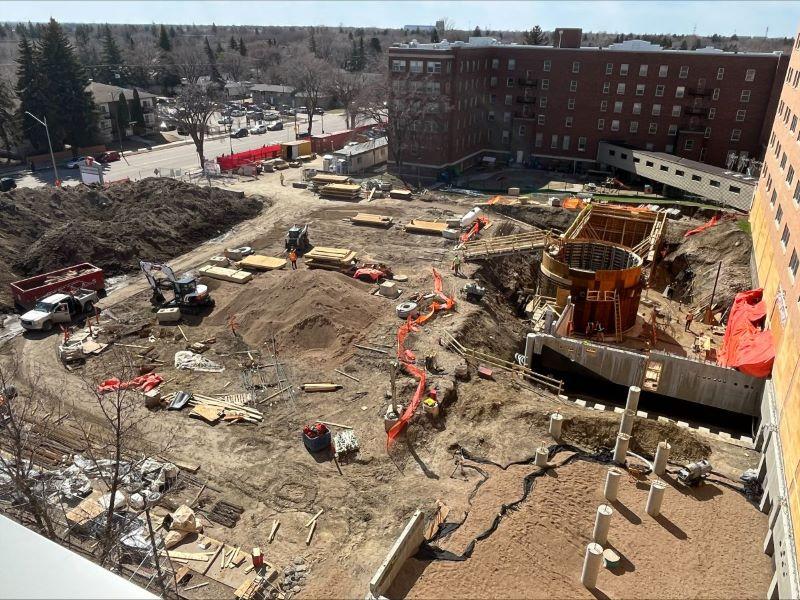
[11, 111, 349, 188]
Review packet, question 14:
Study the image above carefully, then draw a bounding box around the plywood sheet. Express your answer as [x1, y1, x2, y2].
[352, 213, 394, 227]
[199, 265, 253, 284]
[238, 255, 286, 271]
[405, 220, 448, 234]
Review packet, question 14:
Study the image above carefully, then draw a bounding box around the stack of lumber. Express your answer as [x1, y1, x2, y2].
[462, 229, 549, 260]
[198, 265, 253, 284]
[404, 219, 449, 235]
[311, 174, 351, 185]
[162, 392, 264, 423]
[304, 246, 357, 271]
[320, 183, 362, 201]
[351, 213, 394, 228]
[390, 189, 413, 200]
[237, 255, 286, 271]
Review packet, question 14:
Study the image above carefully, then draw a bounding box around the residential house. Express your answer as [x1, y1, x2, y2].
[224, 81, 253, 100]
[251, 84, 296, 107]
[86, 82, 158, 142]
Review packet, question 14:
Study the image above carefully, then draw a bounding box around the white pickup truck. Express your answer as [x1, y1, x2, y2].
[20, 290, 99, 331]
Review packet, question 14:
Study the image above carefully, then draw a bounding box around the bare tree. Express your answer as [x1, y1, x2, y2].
[327, 69, 367, 129]
[287, 52, 330, 135]
[168, 44, 207, 85]
[0, 354, 61, 539]
[173, 83, 218, 169]
[221, 51, 249, 82]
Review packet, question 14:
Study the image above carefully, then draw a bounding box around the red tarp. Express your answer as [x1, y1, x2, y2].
[684, 215, 720, 237]
[97, 373, 163, 394]
[717, 289, 775, 378]
[216, 144, 281, 171]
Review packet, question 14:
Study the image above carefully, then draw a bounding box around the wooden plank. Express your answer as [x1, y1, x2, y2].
[268, 520, 280, 543]
[199, 265, 253, 284]
[305, 508, 324, 527]
[334, 369, 360, 382]
[238, 255, 287, 271]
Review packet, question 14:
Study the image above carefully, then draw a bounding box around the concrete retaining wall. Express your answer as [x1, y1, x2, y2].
[368, 510, 424, 599]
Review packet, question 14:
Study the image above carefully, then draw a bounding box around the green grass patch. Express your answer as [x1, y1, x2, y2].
[736, 219, 752, 234]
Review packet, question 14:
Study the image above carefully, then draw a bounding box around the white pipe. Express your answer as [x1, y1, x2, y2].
[646, 480, 667, 517]
[625, 386, 641, 413]
[604, 467, 623, 502]
[580, 542, 604, 589]
[535, 446, 549, 468]
[619, 408, 635, 436]
[653, 441, 671, 476]
[613, 433, 630, 465]
[592, 504, 613, 545]
[549, 413, 564, 439]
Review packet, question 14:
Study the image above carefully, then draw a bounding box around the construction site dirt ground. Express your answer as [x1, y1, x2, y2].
[0, 161, 769, 598]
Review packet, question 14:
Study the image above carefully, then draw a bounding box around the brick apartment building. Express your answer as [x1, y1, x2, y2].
[750, 25, 800, 599]
[387, 29, 788, 180]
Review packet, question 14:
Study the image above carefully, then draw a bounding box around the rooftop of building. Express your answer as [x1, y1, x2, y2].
[250, 83, 295, 93]
[86, 81, 156, 102]
[389, 36, 784, 58]
[333, 136, 388, 156]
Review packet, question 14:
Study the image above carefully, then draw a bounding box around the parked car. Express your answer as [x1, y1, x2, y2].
[297, 106, 307, 114]
[218, 115, 234, 125]
[296, 131, 310, 139]
[0, 177, 16, 192]
[266, 121, 283, 131]
[231, 109, 246, 117]
[280, 108, 294, 116]
[230, 127, 249, 138]
[66, 156, 89, 169]
[250, 123, 267, 134]
[96, 151, 121, 164]
[313, 107, 325, 115]
[159, 121, 177, 132]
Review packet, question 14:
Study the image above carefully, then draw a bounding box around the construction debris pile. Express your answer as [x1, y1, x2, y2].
[0, 179, 265, 311]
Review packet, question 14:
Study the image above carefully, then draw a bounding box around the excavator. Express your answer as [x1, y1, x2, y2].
[139, 261, 214, 315]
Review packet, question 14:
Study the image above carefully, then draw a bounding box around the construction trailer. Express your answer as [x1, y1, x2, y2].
[310, 124, 377, 154]
[332, 137, 388, 175]
[281, 140, 312, 161]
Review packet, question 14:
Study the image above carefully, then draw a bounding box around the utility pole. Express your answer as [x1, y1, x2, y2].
[25, 111, 60, 186]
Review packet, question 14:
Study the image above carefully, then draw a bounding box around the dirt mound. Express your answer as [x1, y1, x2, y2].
[0, 178, 265, 311]
[652, 217, 752, 313]
[486, 203, 576, 233]
[209, 269, 383, 361]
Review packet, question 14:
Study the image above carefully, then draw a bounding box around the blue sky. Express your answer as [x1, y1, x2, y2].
[5, 1, 800, 37]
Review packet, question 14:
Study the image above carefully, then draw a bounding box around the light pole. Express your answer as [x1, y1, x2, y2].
[321, 111, 325, 134]
[25, 111, 59, 185]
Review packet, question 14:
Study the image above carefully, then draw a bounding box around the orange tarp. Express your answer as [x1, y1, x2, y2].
[717, 289, 775, 378]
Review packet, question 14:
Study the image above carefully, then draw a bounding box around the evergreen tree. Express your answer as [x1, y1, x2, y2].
[309, 30, 317, 57]
[523, 25, 546, 45]
[229, 35, 237, 50]
[691, 38, 702, 50]
[37, 19, 97, 150]
[370, 36, 382, 52]
[204, 37, 223, 83]
[211, 23, 217, 34]
[115, 91, 131, 138]
[679, 39, 688, 50]
[473, 26, 482, 37]
[430, 29, 439, 43]
[169, 25, 176, 38]
[150, 23, 157, 37]
[158, 24, 171, 51]
[238, 36, 247, 56]
[216, 40, 224, 54]
[100, 25, 125, 85]
[130, 88, 145, 135]
[16, 33, 48, 150]
[358, 35, 365, 68]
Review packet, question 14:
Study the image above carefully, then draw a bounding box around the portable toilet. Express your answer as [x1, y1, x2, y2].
[323, 154, 334, 172]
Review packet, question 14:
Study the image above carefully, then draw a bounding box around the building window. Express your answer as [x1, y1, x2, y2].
[518, 125, 526, 137]
[731, 129, 742, 142]
[617, 83, 626, 95]
[565, 116, 573, 127]
[789, 250, 799, 280]
[505, 94, 513, 105]
[639, 64, 649, 77]
[770, 189, 777, 205]
[776, 204, 784, 227]
[507, 77, 514, 87]
[658, 65, 668, 77]
[788, 165, 795, 187]
[740, 90, 751, 103]
[605, 62, 613, 75]
[578, 136, 587, 152]
[570, 80, 578, 92]
[633, 102, 642, 115]
[652, 104, 662, 116]
[427, 61, 442, 73]
[704, 127, 711, 139]
[410, 60, 423, 73]
[568, 98, 576, 110]
[603, 82, 611, 94]
[655, 85, 665, 97]
[717, 67, 725, 80]
[503, 111, 511, 123]
[539, 96, 547, 108]
[729, 185, 741, 194]
[646, 160, 654, 167]
[611, 120, 620, 131]
[541, 79, 550, 90]
[712, 88, 720, 100]
[600, 100, 608, 112]
[668, 124, 678, 136]
[675, 86, 685, 98]
[490, 94, 497, 104]
[792, 115, 798, 132]
[649, 122, 658, 134]
[572, 61, 580, 73]
[563, 135, 571, 150]
[745, 68, 756, 82]
[535, 132, 543, 147]
[614, 101, 623, 113]
[635, 84, 645, 96]
[679, 65, 689, 79]
[543, 59, 551, 72]
[675, 169, 685, 176]
[781, 225, 791, 249]
[733, 109, 746, 122]
[487, 111, 495, 121]
[629, 121, 639, 133]
[709, 179, 720, 187]
[491, 58, 500, 69]
[685, 139, 694, 150]
[508, 59, 516, 71]
[490, 76, 498, 87]
[672, 105, 681, 117]
[794, 181, 800, 204]
[551, 134, 558, 148]
[660, 164, 669, 172]
[538, 114, 546, 125]
[502, 130, 510, 143]
[619, 63, 629, 76]
[597, 118, 605, 130]
[692, 174, 701, 181]
[708, 107, 716, 120]
[391, 60, 407, 72]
